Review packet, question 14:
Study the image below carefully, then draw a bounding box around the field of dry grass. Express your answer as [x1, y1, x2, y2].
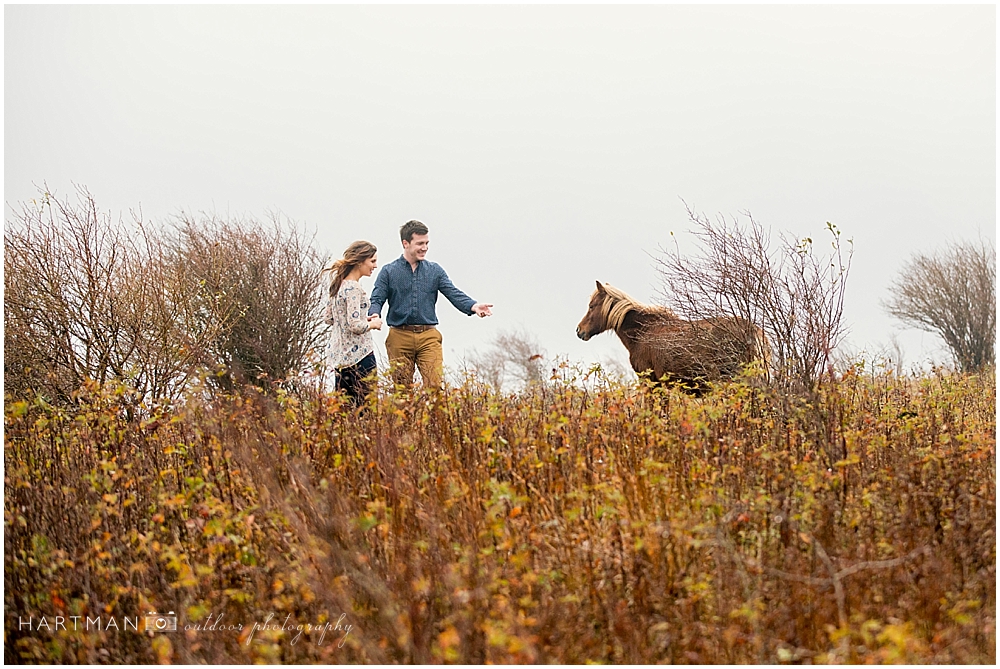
[4, 367, 995, 663]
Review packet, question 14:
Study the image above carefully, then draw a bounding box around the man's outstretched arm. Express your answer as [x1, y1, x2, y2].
[438, 269, 491, 318]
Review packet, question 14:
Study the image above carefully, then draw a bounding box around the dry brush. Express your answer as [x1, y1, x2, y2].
[5, 368, 994, 663]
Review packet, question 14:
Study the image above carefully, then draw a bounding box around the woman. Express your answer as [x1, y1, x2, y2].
[325, 241, 382, 406]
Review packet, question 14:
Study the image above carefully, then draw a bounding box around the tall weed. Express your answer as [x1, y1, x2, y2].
[5, 370, 994, 663]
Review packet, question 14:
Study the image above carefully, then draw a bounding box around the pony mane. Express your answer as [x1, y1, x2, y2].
[598, 284, 675, 330]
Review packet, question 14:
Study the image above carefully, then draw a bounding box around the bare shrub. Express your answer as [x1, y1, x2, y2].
[4, 187, 227, 404]
[465, 328, 548, 393]
[5, 188, 329, 403]
[169, 213, 329, 391]
[832, 335, 907, 378]
[883, 239, 995, 373]
[654, 204, 852, 391]
[595, 354, 634, 383]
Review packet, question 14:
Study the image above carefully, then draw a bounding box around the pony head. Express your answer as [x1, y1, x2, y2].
[576, 281, 641, 340]
[576, 281, 607, 341]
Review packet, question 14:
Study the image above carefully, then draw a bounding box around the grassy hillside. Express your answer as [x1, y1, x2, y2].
[4, 368, 995, 663]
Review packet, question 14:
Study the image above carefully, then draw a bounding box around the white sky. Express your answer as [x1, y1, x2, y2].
[5, 4, 996, 375]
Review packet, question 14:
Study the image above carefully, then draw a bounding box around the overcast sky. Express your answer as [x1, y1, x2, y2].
[5, 4, 996, 376]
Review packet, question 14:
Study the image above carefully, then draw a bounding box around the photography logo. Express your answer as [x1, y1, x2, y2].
[144, 611, 177, 633]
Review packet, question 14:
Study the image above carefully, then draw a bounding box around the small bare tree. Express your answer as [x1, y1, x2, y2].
[4, 186, 229, 404]
[465, 329, 547, 393]
[169, 213, 329, 391]
[883, 240, 995, 373]
[5, 187, 330, 403]
[655, 204, 852, 391]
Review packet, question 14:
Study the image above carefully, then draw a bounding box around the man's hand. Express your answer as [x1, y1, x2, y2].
[368, 314, 383, 330]
[472, 303, 493, 318]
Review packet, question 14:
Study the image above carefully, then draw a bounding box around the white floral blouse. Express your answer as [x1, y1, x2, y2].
[325, 280, 374, 369]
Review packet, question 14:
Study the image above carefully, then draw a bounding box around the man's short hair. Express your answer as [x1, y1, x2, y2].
[400, 220, 429, 243]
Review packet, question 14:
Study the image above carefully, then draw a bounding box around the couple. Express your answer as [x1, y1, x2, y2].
[325, 219, 493, 405]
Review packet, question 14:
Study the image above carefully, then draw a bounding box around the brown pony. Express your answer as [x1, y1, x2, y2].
[576, 281, 769, 393]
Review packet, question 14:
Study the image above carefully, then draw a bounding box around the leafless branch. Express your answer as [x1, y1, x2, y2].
[883, 239, 995, 372]
[654, 204, 852, 391]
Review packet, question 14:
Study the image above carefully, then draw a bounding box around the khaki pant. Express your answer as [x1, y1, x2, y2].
[385, 327, 444, 389]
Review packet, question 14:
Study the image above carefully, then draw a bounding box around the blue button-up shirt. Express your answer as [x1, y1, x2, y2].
[368, 255, 477, 327]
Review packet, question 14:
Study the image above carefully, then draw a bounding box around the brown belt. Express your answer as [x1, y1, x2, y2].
[392, 324, 436, 333]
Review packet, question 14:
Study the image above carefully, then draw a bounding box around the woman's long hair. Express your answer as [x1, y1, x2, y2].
[327, 240, 377, 297]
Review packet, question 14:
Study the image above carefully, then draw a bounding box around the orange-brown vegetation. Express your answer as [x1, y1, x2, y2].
[4, 367, 995, 663]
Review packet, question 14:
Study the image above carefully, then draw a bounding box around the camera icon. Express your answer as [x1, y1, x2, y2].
[144, 611, 177, 632]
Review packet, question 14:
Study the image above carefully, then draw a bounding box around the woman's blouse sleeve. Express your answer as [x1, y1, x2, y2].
[324, 292, 336, 325]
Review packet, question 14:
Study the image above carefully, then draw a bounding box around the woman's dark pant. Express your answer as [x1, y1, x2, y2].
[337, 353, 377, 406]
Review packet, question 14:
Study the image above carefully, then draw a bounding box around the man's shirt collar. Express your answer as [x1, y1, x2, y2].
[396, 254, 423, 270]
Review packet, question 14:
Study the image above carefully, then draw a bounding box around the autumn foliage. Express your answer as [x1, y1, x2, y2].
[4, 365, 995, 663]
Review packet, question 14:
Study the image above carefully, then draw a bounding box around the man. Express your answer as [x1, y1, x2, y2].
[368, 220, 492, 388]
